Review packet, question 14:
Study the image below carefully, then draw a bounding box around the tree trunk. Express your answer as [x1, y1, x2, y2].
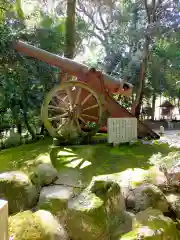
[11, 107, 22, 138]
[135, 87, 144, 119]
[40, 124, 45, 135]
[160, 94, 163, 120]
[133, 0, 160, 118]
[151, 94, 156, 120]
[64, 0, 76, 59]
[20, 99, 36, 140]
[22, 108, 36, 139]
[134, 36, 150, 118]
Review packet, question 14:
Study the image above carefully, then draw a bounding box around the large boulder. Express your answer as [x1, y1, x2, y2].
[126, 184, 169, 213]
[112, 211, 135, 239]
[166, 193, 180, 219]
[67, 190, 107, 240]
[88, 168, 167, 200]
[38, 185, 76, 222]
[120, 208, 180, 239]
[8, 210, 68, 240]
[87, 175, 126, 211]
[149, 151, 180, 187]
[30, 163, 58, 187]
[117, 168, 150, 197]
[0, 171, 38, 213]
[66, 176, 131, 240]
[168, 162, 180, 186]
[148, 166, 167, 190]
[119, 167, 167, 192]
[79, 169, 150, 200]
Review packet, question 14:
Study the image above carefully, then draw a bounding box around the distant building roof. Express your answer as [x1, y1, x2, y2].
[159, 100, 174, 108]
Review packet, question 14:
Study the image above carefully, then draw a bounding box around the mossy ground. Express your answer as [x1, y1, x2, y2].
[50, 138, 179, 183]
[0, 134, 177, 183]
[0, 138, 52, 172]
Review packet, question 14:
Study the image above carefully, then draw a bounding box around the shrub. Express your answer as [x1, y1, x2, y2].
[3, 130, 21, 148]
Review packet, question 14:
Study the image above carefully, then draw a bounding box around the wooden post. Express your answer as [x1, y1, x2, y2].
[0, 200, 8, 240]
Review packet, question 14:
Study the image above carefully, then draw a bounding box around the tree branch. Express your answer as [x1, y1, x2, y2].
[87, 28, 105, 43]
[78, 7, 105, 35]
[144, 0, 151, 24]
[77, 0, 109, 39]
[98, 5, 113, 31]
[0, 7, 7, 11]
[98, 5, 106, 29]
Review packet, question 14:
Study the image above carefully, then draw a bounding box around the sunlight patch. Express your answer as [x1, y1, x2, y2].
[166, 193, 179, 202]
[62, 156, 77, 162]
[80, 160, 92, 169]
[149, 152, 162, 165]
[65, 158, 84, 168]
[57, 151, 76, 157]
[64, 148, 73, 152]
[36, 154, 51, 164]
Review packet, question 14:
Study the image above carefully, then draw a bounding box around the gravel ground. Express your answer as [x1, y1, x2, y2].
[151, 130, 180, 148]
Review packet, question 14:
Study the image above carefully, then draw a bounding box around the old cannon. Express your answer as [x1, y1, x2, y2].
[14, 41, 159, 140]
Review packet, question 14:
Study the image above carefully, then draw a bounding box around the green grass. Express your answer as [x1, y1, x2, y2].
[0, 136, 178, 184]
[0, 138, 52, 172]
[50, 142, 178, 183]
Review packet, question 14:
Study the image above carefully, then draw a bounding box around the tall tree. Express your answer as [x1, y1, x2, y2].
[65, 0, 76, 59]
[77, 0, 179, 117]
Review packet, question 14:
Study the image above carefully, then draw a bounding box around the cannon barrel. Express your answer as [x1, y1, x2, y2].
[14, 40, 132, 92]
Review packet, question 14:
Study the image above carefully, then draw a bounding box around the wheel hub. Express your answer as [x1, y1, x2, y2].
[68, 104, 81, 119]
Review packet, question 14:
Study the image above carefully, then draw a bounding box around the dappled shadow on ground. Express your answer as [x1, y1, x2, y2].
[50, 143, 178, 184]
[0, 138, 52, 172]
[0, 135, 179, 186]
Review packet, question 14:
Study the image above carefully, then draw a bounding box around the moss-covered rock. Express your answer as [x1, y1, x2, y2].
[119, 167, 167, 192]
[66, 177, 131, 240]
[120, 226, 161, 240]
[38, 185, 76, 222]
[112, 211, 135, 239]
[87, 175, 125, 211]
[126, 184, 169, 213]
[118, 168, 150, 189]
[148, 166, 167, 189]
[169, 162, 180, 187]
[0, 171, 38, 214]
[85, 168, 166, 200]
[149, 151, 180, 170]
[67, 189, 107, 240]
[30, 163, 58, 187]
[8, 210, 68, 240]
[120, 208, 180, 240]
[166, 193, 180, 219]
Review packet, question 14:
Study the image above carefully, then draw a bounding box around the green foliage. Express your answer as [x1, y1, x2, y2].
[0, 0, 90, 145]
[3, 130, 21, 148]
[79, 0, 179, 113]
[14, 0, 24, 19]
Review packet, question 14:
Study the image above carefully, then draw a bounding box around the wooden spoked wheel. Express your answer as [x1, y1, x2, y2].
[41, 81, 104, 138]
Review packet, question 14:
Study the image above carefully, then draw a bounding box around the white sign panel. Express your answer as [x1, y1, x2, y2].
[108, 118, 137, 144]
[0, 200, 8, 240]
